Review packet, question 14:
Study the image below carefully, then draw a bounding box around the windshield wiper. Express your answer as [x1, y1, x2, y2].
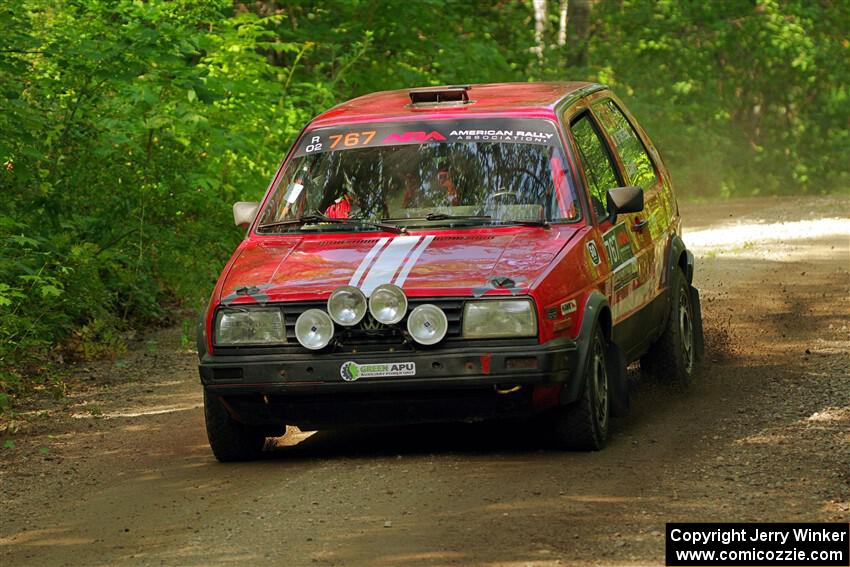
[425, 212, 492, 222]
[383, 213, 548, 228]
[258, 213, 406, 234]
[384, 213, 493, 222]
[495, 218, 550, 229]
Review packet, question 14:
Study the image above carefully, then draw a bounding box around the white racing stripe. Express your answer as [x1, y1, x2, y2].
[349, 237, 390, 288]
[359, 236, 422, 296]
[393, 235, 435, 287]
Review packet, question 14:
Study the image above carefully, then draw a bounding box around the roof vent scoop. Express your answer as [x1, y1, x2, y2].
[408, 85, 473, 107]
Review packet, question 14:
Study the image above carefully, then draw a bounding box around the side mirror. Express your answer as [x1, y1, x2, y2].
[233, 201, 260, 228]
[606, 186, 643, 222]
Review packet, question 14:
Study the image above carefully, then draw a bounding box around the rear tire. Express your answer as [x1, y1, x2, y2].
[641, 267, 697, 387]
[553, 326, 610, 450]
[204, 391, 268, 462]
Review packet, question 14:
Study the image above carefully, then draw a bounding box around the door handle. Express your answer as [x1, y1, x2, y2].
[632, 218, 649, 232]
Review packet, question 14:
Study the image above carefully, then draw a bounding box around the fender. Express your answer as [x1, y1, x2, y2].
[560, 291, 629, 413]
[560, 290, 619, 405]
[667, 234, 694, 285]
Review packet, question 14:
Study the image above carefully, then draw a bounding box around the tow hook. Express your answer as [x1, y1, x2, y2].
[494, 385, 522, 395]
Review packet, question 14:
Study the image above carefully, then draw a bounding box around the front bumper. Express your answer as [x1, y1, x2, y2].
[199, 338, 579, 428]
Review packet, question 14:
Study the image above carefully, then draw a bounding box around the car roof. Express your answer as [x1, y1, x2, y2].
[308, 82, 605, 128]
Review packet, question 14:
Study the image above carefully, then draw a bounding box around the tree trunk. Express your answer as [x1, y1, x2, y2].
[532, 0, 548, 64]
[558, 0, 569, 46]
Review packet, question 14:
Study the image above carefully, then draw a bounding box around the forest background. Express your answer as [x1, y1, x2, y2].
[1, 0, 847, 406]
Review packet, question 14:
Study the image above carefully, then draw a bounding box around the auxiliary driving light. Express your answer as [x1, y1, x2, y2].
[407, 304, 448, 345]
[327, 285, 367, 326]
[368, 284, 408, 325]
[295, 308, 334, 350]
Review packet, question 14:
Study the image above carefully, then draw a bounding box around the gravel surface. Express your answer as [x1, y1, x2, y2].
[1, 195, 848, 566]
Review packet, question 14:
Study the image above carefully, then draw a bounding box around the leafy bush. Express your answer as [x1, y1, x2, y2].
[0, 1, 332, 401]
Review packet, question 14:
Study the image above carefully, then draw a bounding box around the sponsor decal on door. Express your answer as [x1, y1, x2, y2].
[601, 222, 634, 269]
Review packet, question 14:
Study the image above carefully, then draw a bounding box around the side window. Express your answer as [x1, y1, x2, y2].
[570, 113, 621, 221]
[593, 99, 658, 190]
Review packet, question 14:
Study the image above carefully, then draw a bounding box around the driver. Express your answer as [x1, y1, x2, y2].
[400, 169, 459, 208]
[398, 165, 461, 210]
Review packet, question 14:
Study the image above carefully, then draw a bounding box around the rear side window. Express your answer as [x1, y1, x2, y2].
[593, 99, 657, 190]
[570, 114, 620, 221]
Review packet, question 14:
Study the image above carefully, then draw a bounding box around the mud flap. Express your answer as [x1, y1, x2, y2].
[689, 285, 705, 362]
[606, 340, 630, 417]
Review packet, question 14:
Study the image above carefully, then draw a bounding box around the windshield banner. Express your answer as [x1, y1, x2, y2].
[293, 119, 561, 158]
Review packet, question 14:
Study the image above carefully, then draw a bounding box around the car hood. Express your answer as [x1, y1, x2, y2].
[219, 228, 579, 303]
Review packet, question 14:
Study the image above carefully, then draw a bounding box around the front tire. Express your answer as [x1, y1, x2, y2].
[204, 391, 268, 462]
[641, 267, 697, 387]
[553, 326, 610, 450]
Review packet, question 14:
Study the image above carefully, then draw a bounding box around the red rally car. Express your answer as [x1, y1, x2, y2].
[199, 82, 704, 461]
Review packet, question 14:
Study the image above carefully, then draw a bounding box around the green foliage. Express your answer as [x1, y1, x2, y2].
[1, 0, 847, 404]
[0, 0, 324, 399]
[532, 0, 850, 196]
[86, 405, 103, 417]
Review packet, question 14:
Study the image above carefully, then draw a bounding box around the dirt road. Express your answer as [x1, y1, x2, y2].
[2, 196, 848, 566]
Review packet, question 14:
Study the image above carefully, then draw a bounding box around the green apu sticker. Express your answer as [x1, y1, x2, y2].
[340, 361, 416, 381]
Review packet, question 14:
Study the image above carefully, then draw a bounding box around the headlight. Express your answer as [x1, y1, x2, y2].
[327, 285, 367, 326]
[462, 299, 537, 338]
[407, 304, 448, 345]
[295, 308, 334, 350]
[369, 284, 408, 325]
[215, 308, 285, 345]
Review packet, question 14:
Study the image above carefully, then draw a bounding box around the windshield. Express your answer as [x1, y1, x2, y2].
[257, 118, 580, 232]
